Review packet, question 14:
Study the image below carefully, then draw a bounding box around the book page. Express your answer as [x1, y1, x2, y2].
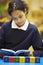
[15, 50, 30, 53]
[1, 49, 30, 54]
[1, 49, 15, 53]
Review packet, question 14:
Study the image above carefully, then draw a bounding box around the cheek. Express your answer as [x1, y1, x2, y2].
[20, 16, 26, 21]
[21, 16, 26, 21]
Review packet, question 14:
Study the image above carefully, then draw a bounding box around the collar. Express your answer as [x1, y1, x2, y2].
[11, 19, 29, 31]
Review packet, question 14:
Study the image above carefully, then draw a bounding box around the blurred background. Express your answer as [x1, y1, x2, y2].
[0, 0, 43, 51]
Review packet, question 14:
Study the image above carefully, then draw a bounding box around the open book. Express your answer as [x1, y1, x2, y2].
[0, 49, 30, 56]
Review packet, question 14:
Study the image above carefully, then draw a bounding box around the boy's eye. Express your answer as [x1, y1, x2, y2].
[19, 15, 23, 18]
[13, 16, 17, 20]
[14, 17, 17, 20]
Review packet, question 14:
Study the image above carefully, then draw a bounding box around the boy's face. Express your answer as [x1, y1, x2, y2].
[11, 10, 26, 27]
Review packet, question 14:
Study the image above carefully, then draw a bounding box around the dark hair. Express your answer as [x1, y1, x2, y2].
[8, 0, 29, 16]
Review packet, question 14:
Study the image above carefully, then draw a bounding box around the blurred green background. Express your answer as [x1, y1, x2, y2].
[0, 3, 6, 13]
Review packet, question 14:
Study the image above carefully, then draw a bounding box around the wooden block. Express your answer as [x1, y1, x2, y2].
[35, 57, 40, 63]
[19, 56, 25, 63]
[30, 57, 35, 63]
[14, 56, 19, 62]
[9, 56, 14, 62]
[25, 56, 30, 62]
[3, 56, 9, 62]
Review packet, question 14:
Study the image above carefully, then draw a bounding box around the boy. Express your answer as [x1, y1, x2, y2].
[0, 0, 43, 57]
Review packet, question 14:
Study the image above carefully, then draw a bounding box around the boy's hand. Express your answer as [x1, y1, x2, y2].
[28, 52, 33, 56]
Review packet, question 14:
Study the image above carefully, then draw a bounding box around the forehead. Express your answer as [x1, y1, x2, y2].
[12, 10, 25, 15]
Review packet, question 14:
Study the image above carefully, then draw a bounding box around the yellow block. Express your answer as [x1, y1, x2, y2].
[19, 56, 25, 63]
[30, 57, 35, 63]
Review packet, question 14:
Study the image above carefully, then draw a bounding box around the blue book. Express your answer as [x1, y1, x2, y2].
[0, 49, 30, 57]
